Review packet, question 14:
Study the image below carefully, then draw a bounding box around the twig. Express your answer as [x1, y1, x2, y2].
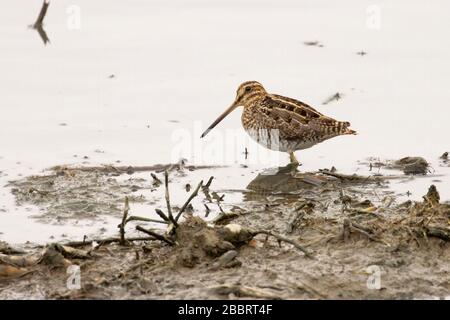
[318, 169, 383, 183]
[294, 279, 327, 299]
[204, 176, 214, 189]
[65, 237, 156, 247]
[123, 257, 156, 275]
[125, 216, 168, 225]
[217, 200, 225, 214]
[211, 285, 282, 300]
[33, 0, 50, 28]
[155, 209, 170, 222]
[204, 204, 211, 218]
[213, 212, 239, 224]
[425, 226, 450, 241]
[164, 171, 178, 227]
[342, 218, 388, 245]
[251, 230, 313, 258]
[175, 180, 203, 222]
[151, 173, 162, 186]
[287, 203, 307, 233]
[135, 226, 175, 246]
[342, 218, 351, 241]
[119, 197, 130, 245]
[350, 224, 377, 241]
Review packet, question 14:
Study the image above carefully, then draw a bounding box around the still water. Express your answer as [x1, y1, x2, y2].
[0, 0, 449, 244]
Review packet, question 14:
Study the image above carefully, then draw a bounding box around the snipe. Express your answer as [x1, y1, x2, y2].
[201, 81, 356, 167]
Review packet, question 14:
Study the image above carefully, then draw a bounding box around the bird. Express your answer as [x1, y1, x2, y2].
[200, 81, 356, 167]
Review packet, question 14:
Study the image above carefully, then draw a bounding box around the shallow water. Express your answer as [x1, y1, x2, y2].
[1, 0, 449, 244]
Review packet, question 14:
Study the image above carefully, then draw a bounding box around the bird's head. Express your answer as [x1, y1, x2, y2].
[233, 81, 266, 107]
[200, 81, 266, 138]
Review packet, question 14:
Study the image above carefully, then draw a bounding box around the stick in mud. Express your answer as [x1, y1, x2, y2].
[151, 173, 162, 185]
[155, 209, 170, 222]
[119, 197, 130, 245]
[204, 204, 211, 218]
[126, 216, 168, 225]
[175, 180, 203, 222]
[425, 226, 450, 241]
[65, 237, 157, 247]
[341, 218, 387, 245]
[135, 226, 175, 246]
[164, 171, 178, 227]
[204, 176, 214, 189]
[318, 169, 383, 183]
[251, 230, 313, 258]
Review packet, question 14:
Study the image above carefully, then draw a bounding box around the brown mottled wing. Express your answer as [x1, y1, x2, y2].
[271, 94, 324, 117]
[260, 94, 352, 140]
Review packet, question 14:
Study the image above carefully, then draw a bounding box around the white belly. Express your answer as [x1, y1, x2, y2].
[244, 128, 318, 153]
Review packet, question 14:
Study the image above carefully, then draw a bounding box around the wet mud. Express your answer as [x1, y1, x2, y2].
[0, 162, 449, 299]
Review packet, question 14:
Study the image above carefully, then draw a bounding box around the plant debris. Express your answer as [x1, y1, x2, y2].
[1, 163, 449, 299]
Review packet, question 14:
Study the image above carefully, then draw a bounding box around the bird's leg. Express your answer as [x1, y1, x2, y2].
[276, 152, 300, 174]
[289, 152, 299, 166]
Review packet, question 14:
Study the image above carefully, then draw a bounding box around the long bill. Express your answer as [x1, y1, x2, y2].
[200, 102, 238, 138]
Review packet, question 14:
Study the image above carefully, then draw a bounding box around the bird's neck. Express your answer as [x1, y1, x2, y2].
[241, 93, 266, 129]
[241, 92, 266, 110]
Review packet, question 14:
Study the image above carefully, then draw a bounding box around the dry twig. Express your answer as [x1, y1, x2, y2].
[164, 171, 178, 227]
[251, 230, 313, 258]
[175, 180, 203, 222]
[135, 226, 175, 246]
[119, 197, 130, 245]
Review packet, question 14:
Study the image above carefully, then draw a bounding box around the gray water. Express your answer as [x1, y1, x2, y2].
[1, 0, 449, 244]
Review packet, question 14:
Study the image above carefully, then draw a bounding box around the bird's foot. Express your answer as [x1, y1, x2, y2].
[284, 152, 300, 172]
[277, 161, 302, 174]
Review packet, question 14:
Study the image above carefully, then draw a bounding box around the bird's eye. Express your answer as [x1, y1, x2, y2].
[245, 86, 251, 92]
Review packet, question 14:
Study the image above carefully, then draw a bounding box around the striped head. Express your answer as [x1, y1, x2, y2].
[200, 81, 267, 138]
[233, 81, 267, 107]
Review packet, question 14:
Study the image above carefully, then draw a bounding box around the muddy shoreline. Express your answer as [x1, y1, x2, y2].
[0, 161, 449, 299]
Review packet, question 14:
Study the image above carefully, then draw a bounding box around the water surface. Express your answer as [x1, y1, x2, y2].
[1, 0, 449, 244]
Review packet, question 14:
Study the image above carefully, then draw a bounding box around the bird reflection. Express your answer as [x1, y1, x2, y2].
[243, 165, 327, 202]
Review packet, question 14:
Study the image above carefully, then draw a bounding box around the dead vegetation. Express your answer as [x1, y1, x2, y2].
[362, 156, 431, 175]
[1, 161, 449, 299]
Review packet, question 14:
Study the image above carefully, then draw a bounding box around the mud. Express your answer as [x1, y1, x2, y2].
[361, 156, 430, 175]
[6, 164, 219, 223]
[0, 163, 449, 299]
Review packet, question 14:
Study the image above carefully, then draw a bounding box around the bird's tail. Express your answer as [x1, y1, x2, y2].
[338, 121, 357, 135]
[345, 128, 357, 135]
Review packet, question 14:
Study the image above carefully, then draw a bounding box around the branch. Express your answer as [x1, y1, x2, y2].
[135, 226, 175, 246]
[119, 197, 130, 245]
[65, 237, 156, 247]
[425, 226, 450, 241]
[164, 170, 178, 226]
[341, 218, 389, 246]
[125, 216, 168, 225]
[155, 209, 170, 222]
[251, 230, 313, 258]
[318, 169, 383, 183]
[175, 180, 203, 222]
[204, 176, 214, 189]
[151, 173, 162, 186]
